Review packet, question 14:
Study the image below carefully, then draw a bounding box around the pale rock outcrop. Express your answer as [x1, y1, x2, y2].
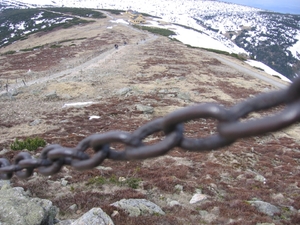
[70, 208, 114, 225]
[111, 198, 165, 217]
[0, 185, 58, 225]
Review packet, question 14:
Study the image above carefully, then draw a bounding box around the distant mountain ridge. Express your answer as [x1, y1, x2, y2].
[1, 0, 300, 79]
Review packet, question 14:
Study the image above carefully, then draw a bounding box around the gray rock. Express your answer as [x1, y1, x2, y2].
[59, 119, 69, 123]
[135, 104, 154, 114]
[254, 174, 266, 183]
[177, 92, 190, 101]
[0, 148, 10, 156]
[0, 186, 58, 225]
[117, 87, 132, 96]
[69, 204, 77, 211]
[44, 90, 59, 100]
[56, 219, 75, 225]
[111, 198, 165, 217]
[11, 88, 21, 96]
[29, 119, 41, 126]
[96, 166, 113, 171]
[168, 200, 181, 207]
[62, 94, 72, 100]
[256, 223, 275, 225]
[174, 184, 183, 192]
[248, 200, 280, 216]
[199, 207, 219, 223]
[190, 193, 208, 204]
[176, 76, 186, 81]
[61, 178, 68, 186]
[0, 180, 10, 189]
[0, 92, 15, 100]
[169, 87, 180, 93]
[158, 89, 168, 93]
[71, 207, 114, 225]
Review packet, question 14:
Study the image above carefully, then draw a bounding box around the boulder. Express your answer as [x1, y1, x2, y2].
[135, 104, 154, 114]
[0, 180, 10, 189]
[116, 87, 132, 96]
[0, 186, 58, 225]
[177, 92, 190, 101]
[29, 119, 41, 126]
[248, 200, 280, 216]
[111, 198, 165, 217]
[56, 219, 74, 225]
[44, 90, 59, 100]
[71, 208, 114, 225]
[190, 193, 208, 204]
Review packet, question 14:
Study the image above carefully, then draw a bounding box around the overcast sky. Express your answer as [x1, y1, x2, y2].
[221, 0, 300, 14]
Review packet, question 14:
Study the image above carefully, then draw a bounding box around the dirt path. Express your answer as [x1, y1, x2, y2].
[210, 53, 289, 89]
[0, 47, 112, 95]
[0, 27, 157, 95]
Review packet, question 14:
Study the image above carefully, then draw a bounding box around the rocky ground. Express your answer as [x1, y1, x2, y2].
[0, 11, 300, 224]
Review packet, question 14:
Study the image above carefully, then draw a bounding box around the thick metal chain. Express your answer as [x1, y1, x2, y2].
[1, 77, 300, 180]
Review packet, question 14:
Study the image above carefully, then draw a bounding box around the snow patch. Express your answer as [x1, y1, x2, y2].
[288, 31, 300, 60]
[246, 60, 292, 83]
[62, 102, 95, 108]
[15, 21, 26, 30]
[89, 115, 101, 120]
[110, 19, 129, 25]
[146, 20, 246, 54]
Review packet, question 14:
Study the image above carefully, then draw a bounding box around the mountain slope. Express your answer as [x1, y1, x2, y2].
[1, 0, 300, 79]
[0, 10, 300, 224]
[0, 7, 106, 47]
[3, 0, 300, 79]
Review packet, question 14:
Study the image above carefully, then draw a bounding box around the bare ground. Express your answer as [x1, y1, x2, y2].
[0, 12, 300, 224]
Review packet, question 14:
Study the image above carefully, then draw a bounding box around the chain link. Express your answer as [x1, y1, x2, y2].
[1, 77, 300, 180]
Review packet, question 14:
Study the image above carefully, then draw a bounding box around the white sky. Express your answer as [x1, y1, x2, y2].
[221, 0, 300, 14]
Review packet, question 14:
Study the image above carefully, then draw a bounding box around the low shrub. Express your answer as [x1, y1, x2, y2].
[254, 66, 264, 71]
[126, 177, 142, 189]
[20, 45, 43, 52]
[2, 50, 16, 55]
[86, 176, 106, 185]
[133, 25, 176, 37]
[50, 44, 62, 48]
[10, 137, 46, 151]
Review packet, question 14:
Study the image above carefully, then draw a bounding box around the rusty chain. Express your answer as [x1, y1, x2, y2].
[1, 77, 300, 180]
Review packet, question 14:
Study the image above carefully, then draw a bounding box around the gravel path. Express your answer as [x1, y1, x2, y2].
[0, 25, 158, 96]
[211, 53, 289, 89]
